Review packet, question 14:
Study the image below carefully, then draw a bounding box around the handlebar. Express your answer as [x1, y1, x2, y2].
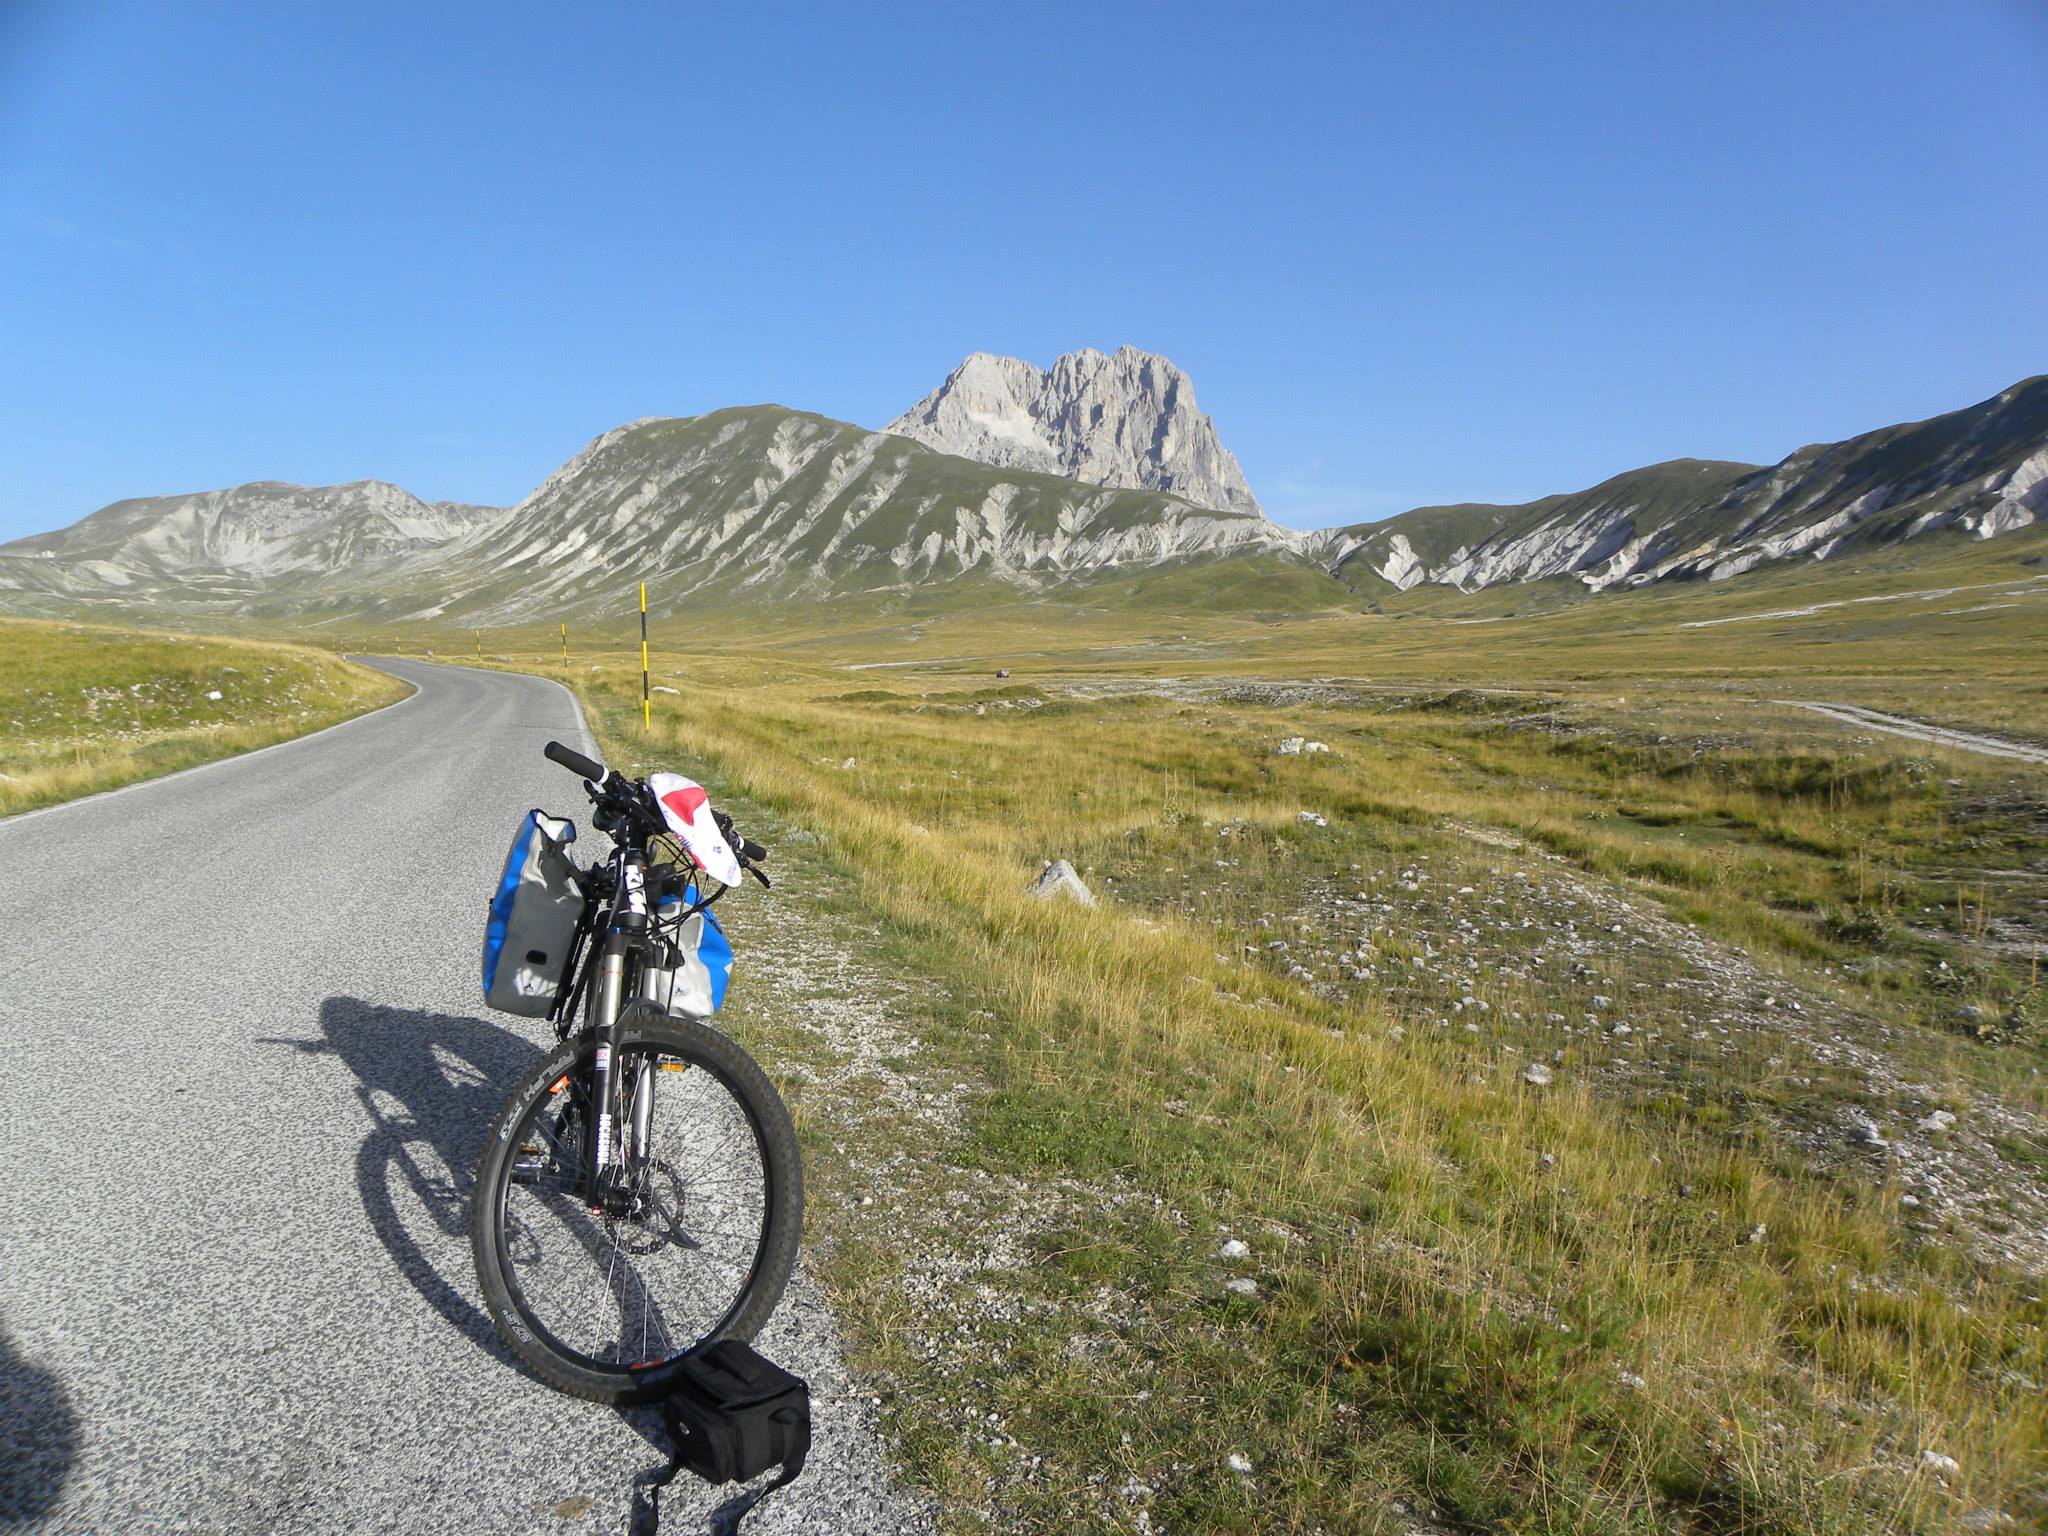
[542, 740, 772, 888]
[544, 739, 606, 782]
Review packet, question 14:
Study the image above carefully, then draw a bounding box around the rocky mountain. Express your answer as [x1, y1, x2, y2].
[885, 347, 1266, 518]
[1, 371, 2041, 624]
[0, 480, 505, 615]
[390, 408, 1285, 623]
[0, 411, 1285, 623]
[1318, 375, 2048, 593]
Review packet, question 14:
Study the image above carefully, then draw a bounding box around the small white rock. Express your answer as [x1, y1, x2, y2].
[1225, 1277, 1258, 1296]
[1218, 1238, 1250, 1260]
[1026, 859, 1096, 906]
[205, 689, 223, 701]
[1522, 1062, 1553, 1086]
[1916, 1110, 1957, 1134]
[1226, 1452, 1253, 1474]
[1921, 1450, 1961, 1478]
[1275, 737, 1304, 756]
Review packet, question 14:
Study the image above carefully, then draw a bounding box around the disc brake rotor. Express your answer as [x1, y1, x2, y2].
[610, 1159, 693, 1255]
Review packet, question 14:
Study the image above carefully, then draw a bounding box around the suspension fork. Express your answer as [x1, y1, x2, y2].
[585, 850, 649, 1206]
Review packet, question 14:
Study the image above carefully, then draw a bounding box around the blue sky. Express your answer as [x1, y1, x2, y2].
[2, 1, 2045, 539]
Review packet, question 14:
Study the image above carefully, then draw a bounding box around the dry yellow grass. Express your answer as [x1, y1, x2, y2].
[523, 649, 2043, 1535]
[0, 618, 407, 817]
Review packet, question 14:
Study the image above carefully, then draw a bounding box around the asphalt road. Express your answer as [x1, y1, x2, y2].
[0, 658, 930, 1535]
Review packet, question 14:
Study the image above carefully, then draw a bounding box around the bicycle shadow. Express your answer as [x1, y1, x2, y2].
[267, 998, 545, 1371]
[283, 999, 700, 1530]
[0, 1324, 77, 1525]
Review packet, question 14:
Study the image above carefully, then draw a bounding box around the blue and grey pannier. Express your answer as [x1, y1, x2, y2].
[483, 810, 583, 1016]
[640, 885, 734, 1018]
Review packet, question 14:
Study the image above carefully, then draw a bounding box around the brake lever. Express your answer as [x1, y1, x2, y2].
[746, 863, 771, 889]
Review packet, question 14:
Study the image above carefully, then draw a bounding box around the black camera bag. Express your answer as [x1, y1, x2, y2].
[633, 1339, 810, 1534]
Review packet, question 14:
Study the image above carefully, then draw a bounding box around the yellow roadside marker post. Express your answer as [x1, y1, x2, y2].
[640, 582, 650, 734]
[474, 628, 481, 661]
[561, 622, 568, 668]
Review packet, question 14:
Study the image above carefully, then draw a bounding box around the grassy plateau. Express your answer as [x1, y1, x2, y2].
[0, 618, 408, 818]
[321, 525, 2048, 1531]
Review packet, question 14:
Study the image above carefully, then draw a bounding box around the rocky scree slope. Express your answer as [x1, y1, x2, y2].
[885, 346, 1267, 519]
[1318, 374, 2048, 593]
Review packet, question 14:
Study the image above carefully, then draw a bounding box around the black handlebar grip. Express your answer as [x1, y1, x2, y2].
[544, 740, 606, 782]
[739, 836, 768, 863]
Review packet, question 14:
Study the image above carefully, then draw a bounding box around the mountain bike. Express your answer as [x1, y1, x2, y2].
[469, 739, 801, 1405]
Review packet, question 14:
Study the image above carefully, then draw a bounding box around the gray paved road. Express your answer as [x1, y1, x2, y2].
[0, 658, 930, 1535]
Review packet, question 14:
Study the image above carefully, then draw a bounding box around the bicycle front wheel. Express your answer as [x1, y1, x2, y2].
[470, 1008, 802, 1404]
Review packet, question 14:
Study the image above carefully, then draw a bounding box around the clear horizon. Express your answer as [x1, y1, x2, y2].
[3, 1, 2045, 540]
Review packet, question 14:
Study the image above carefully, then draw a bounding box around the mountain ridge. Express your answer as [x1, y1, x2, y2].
[2, 371, 2041, 623]
[1313, 375, 2047, 595]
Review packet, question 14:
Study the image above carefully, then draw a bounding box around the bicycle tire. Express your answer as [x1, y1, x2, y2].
[469, 1007, 802, 1404]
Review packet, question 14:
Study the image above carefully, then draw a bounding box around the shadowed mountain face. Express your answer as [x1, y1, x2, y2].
[2, 376, 2042, 622]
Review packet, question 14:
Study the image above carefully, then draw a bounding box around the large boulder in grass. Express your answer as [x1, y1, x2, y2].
[1027, 859, 1096, 906]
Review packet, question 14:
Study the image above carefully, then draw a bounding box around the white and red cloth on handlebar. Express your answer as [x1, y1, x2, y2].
[649, 771, 744, 888]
